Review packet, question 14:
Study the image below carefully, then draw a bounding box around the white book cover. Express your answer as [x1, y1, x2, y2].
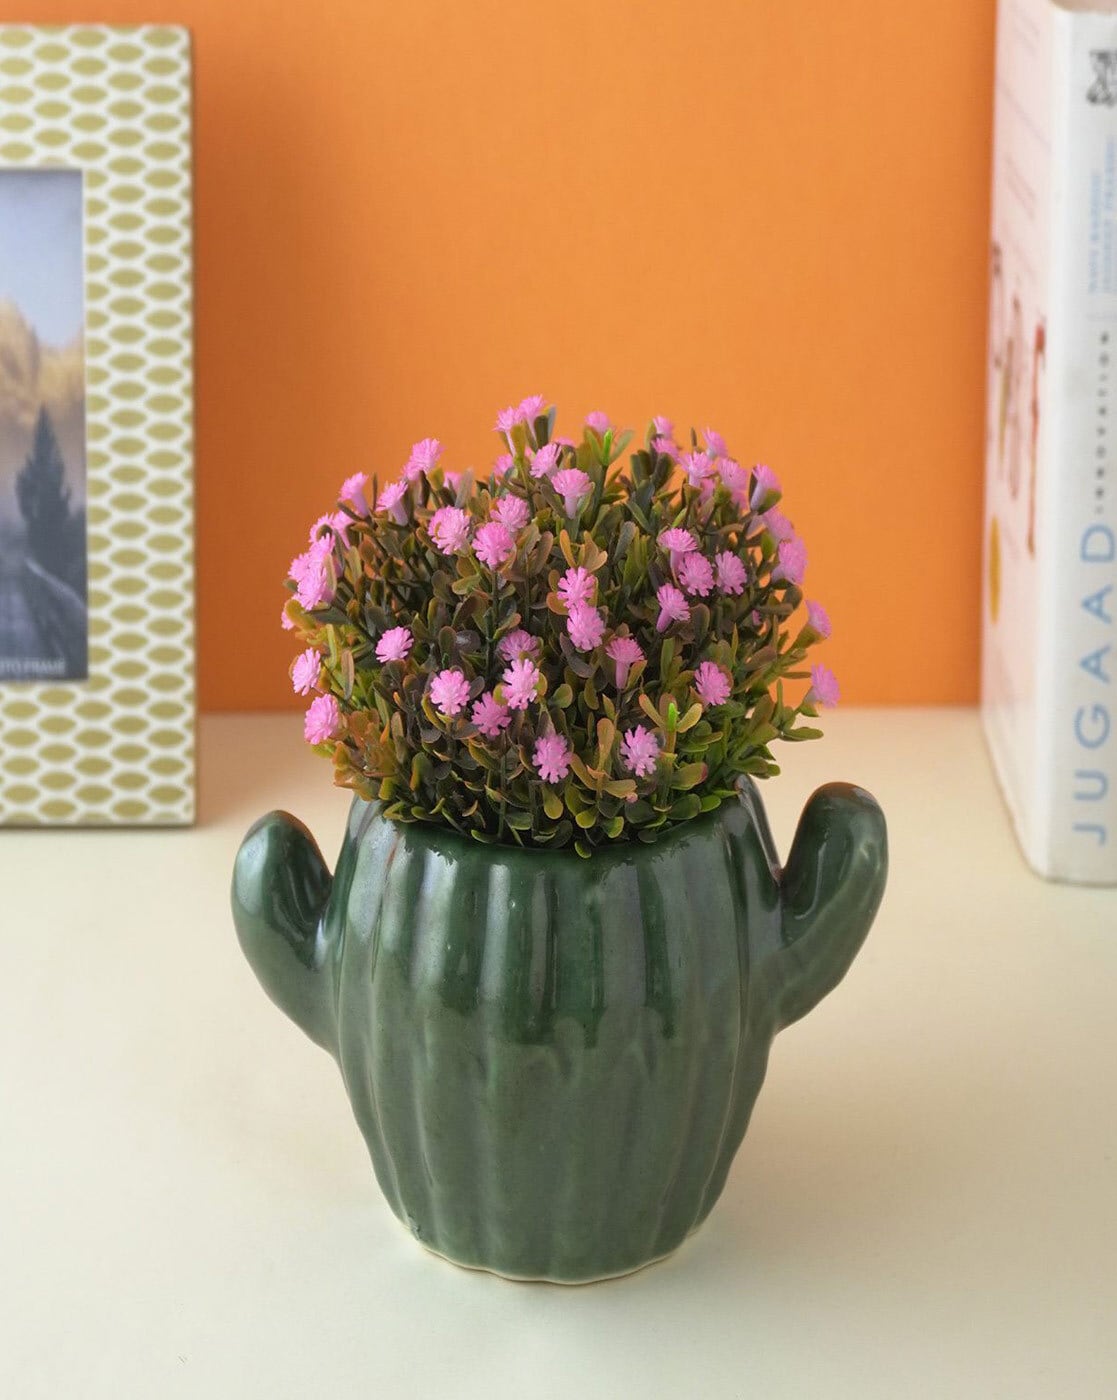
[982, 0, 1117, 884]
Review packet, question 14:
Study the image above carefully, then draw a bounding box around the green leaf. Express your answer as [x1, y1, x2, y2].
[542, 789, 564, 820]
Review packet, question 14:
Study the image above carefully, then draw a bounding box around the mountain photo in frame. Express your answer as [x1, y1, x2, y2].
[0, 26, 194, 826]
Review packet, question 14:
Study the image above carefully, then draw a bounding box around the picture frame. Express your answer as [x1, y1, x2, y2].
[0, 25, 194, 825]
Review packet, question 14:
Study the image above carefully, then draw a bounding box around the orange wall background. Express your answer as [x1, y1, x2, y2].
[10, 0, 998, 709]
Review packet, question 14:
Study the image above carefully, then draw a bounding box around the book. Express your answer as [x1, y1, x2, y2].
[982, 0, 1117, 882]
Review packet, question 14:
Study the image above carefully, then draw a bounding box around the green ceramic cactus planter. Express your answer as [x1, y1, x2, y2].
[232, 778, 886, 1283]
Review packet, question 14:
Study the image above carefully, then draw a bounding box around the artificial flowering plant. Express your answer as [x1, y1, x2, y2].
[283, 399, 839, 856]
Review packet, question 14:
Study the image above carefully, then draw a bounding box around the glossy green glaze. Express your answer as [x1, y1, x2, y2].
[232, 781, 887, 1283]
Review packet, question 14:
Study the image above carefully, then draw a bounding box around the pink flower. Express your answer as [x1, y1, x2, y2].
[806, 600, 832, 639]
[694, 661, 731, 709]
[652, 415, 674, 437]
[291, 647, 321, 696]
[444, 468, 463, 491]
[557, 566, 596, 609]
[680, 451, 713, 488]
[606, 636, 643, 688]
[761, 509, 794, 542]
[653, 436, 679, 461]
[429, 505, 472, 554]
[552, 466, 592, 517]
[280, 603, 295, 631]
[498, 629, 541, 662]
[656, 582, 690, 632]
[491, 494, 530, 532]
[704, 427, 729, 459]
[585, 410, 610, 434]
[719, 459, 749, 501]
[405, 437, 442, 480]
[501, 657, 541, 710]
[658, 527, 698, 573]
[715, 551, 748, 595]
[621, 726, 660, 778]
[534, 733, 572, 783]
[529, 442, 561, 478]
[492, 452, 515, 480]
[678, 553, 714, 597]
[430, 668, 472, 717]
[375, 626, 413, 663]
[750, 463, 781, 510]
[474, 521, 515, 568]
[518, 394, 547, 423]
[773, 536, 808, 585]
[339, 472, 371, 515]
[377, 479, 409, 525]
[309, 512, 348, 546]
[809, 663, 840, 709]
[304, 693, 340, 744]
[471, 690, 511, 738]
[495, 405, 519, 434]
[567, 603, 605, 651]
[291, 542, 335, 610]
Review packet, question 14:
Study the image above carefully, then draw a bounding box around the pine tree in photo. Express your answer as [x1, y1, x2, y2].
[16, 406, 74, 586]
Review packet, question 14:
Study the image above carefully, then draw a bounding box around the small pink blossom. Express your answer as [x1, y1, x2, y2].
[750, 463, 781, 510]
[719, 459, 749, 502]
[606, 636, 644, 688]
[339, 472, 371, 515]
[474, 521, 515, 568]
[704, 427, 729, 459]
[492, 453, 515, 480]
[656, 582, 690, 632]
[534, 733, 572, 783]
[809, 664, 840, 708]
[471, 690, 511, 738]
[529, 442, 561, 478]
[715, 551, 748, 595]
[491, 495, 530, 532]
[658, 527, 698, 573]
[680, 451, 713, 488]
[430, 668, 472, 717]
[806, 600, 832, 639]
[518, 394, 547, 423]
[557, 566, 596, 610]
[694, 661, 731, 709]
[376, 626, 413, 663]
[552, 466, 593, 517]
[498, 629, 541, 662]
[621, 726, 660, 778]
[377, 479, 409, 525]
[567, 603, 605, 652]
[773, 536, 808, 585]
[429, 505, 472, 555]
[309, 512, 349, 546]
[291, 647, 321, 696]
[405, 437, 442, 480]
[280, 602, 295, 631]
[652, 415, 674, 437]
[585, 410, 610, 434]
[501, 657, 541, 710]
[678, 553, 714, 597]
[444, 468, 464, 491]
[761, 509, 794, 542]
[291, 542, 335, 610]
[653, 436, 679, 461]
[304, 693, 340, 744]
[495, 405, 519, 434]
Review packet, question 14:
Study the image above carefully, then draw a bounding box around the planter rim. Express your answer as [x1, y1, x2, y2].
[354, 777, 761, 872]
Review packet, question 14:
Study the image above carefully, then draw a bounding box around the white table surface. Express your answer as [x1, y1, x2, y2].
[1, 710, 1114, 1399]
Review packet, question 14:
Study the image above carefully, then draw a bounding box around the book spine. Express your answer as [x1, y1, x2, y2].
[1040, 6, 1117, 882]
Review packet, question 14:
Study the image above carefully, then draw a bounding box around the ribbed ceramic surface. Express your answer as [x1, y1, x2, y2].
[233, 784, 887, 1282]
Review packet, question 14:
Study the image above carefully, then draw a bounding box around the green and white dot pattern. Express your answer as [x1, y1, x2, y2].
[0, 26, 194, 825]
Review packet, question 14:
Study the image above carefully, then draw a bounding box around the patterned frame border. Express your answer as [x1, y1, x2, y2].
[0, 26, 194, 825]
